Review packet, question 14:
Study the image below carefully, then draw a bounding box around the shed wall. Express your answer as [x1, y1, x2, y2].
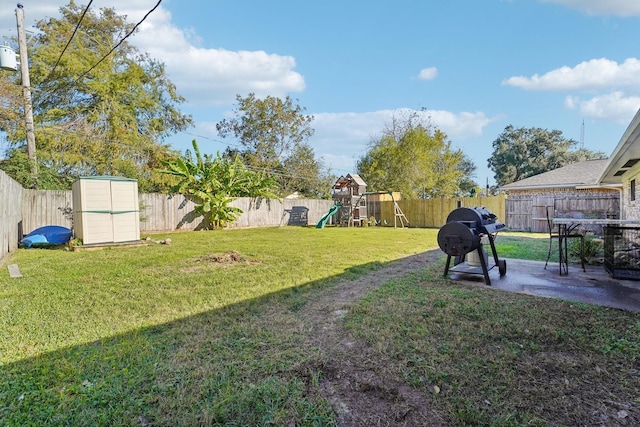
[72, 178, 140, 244]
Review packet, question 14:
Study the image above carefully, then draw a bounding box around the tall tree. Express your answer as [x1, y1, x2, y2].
[488, 125, 607, 186]
[456, 153, 481, 196]
[356, 113, 465, 198]
[0, 1, 192, 191]
[216, 93, 332, 197]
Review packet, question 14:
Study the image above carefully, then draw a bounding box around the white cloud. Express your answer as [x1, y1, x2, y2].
[541, 0, 640, 17]
[128, 6, 306, 106]
[427, 110, 496, 139]
[565, 92, 640, 123]
[310, 109, 497, 170]
[0, 1, 306, 107]
[502, 58, 640, 92]
[321, 153, 361, 174]
[417, 67, 437, 80]
[505, 57, 640, 122]
[314, 108, 493, 142]
[154, 46, 305, 106]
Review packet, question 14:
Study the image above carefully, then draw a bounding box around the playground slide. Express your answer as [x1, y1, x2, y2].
[316, 204, 341, 228]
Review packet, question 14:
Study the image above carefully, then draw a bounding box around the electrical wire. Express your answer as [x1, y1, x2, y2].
[74, 0, 162, 81]
[178, 129, 351, 176]
[43, 0, 94, 84]
[23, 0, 348, 184]
[32, 124, 341, 182]
[37, 0, 163, 106]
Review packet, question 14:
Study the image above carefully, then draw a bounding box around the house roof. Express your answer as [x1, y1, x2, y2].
[598, 108, 640, 185]
[499, 158, 610, 191]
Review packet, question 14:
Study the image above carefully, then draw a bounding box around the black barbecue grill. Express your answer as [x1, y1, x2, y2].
[437, 206, 507, 285]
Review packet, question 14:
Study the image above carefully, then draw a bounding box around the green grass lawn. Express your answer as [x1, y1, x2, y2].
[0, 227, 638, 426]
[494, 231, 602, 264]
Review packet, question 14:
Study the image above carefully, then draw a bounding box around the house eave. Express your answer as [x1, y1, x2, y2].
[598, 108, 640, 185]
[501, 183, 619, 192]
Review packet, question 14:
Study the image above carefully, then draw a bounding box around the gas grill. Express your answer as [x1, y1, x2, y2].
[437, 206, 507, 285]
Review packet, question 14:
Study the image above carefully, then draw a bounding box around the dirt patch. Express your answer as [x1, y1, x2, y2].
[195, 251, 259, 264]
[178, 251, 261, 273]
[295, 250, 446, 426]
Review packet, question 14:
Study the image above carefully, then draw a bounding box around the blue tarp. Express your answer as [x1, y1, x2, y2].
[21, 225, 72, 248]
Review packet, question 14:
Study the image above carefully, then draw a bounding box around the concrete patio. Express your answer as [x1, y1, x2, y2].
[448, 258, 640, 313]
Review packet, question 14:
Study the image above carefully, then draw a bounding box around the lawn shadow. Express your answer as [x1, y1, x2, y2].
[0, 251, 442, 426]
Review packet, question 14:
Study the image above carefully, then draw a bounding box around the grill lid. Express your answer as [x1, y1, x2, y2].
[446, 207, 497, 227]
[437, 221, 481, 256]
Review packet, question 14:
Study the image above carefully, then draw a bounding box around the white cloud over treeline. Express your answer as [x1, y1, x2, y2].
[503, 57, 640, 123]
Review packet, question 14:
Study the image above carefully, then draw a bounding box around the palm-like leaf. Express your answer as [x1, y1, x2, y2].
[160, 140, 280, 228]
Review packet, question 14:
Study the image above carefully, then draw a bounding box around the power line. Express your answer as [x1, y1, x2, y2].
[181, 130, 236, 147]
[32, 130, 327, 184]
[44, 0, 94, 84]
[37, 0, 163, 105]
[75, 0, 162, 81]
[179, 130, 351, 175]
[34, 124, 342, 182]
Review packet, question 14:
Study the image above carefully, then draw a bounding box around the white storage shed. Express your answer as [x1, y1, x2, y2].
[72, 176, 140, 245]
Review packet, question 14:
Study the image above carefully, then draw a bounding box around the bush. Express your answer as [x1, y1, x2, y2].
[569, 235, 602, 261]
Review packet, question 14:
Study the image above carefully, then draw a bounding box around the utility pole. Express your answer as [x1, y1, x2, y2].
[16, 3, 38, 188]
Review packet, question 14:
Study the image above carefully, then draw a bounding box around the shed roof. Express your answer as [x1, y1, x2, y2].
[332, 173, 367, 189]
[347, 173, 366, 186]
[499, 159, 610, 191]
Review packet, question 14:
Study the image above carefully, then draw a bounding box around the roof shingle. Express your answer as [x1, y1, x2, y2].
[500, 159, 609, 190]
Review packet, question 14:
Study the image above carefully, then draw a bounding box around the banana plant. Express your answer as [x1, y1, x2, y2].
[160, 140, 279, 228]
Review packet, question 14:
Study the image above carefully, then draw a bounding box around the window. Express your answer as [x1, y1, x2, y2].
[631, 179, 636, 202]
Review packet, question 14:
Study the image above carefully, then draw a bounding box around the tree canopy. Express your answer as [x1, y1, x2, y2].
[457, 153, 481, 196]
[487, 125, 607, 186]
[216, 93, 334, 198]
[0, 1, 192, 190]
[356, 114, 467, 199]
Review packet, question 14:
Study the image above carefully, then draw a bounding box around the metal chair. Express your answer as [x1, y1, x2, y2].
[544, 208, 585, 273]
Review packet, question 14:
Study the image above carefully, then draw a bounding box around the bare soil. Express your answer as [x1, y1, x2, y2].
[195, 251, 259, 264]
[296, 251, 446, 426]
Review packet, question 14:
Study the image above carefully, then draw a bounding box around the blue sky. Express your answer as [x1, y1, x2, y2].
[2, 0, 640, 186]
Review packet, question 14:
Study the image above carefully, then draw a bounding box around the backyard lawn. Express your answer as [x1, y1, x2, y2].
[0, 227, 638, 426]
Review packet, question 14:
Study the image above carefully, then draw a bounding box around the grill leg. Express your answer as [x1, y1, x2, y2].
[477, 246, 492, 286]
[487, 234, 500, 265]
[444, 254, 452, 277]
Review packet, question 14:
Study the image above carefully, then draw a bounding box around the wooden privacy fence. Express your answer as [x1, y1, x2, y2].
[138, 193, 336, 231]
[505, 193, 620, 233]
[0, 170, 23, 261]
[18, 190, 509, 237]
[2, 175, 510, 263]
[20, 190, 336, 234]
[370, 195, 507, 228]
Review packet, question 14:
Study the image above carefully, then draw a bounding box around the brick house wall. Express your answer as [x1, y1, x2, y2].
[622, 162, 640, 220]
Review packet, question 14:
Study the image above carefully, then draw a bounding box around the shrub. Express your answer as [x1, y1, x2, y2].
[569, 235, 602, 261]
